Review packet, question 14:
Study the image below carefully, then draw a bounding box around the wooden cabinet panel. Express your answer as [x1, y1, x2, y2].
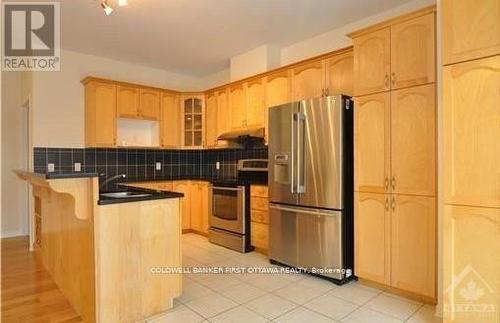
[246, 79, 265, 127]
[326, 51, 354, 96]
[205, 92, 218, 147]
[391, 13, 435, 89]
[391, 84, 436, 196]
[160, 92, 181, 148]
[229, 84, 246, 129]
[216, 89, 230, 137]
[443, 0, 500, 65]
[251, 210, 269, 224]
[139, 89, 160, 120]
[201, 183, 210, 234]
[292, 60, 325, 100]
[172, 182, 191, 230]
[251, 222, 269, 250]
[354, 93, 391, 193]
[355, 192, 391, 284]
[117, 85, 139, 118]
[353, 27, 391, 96]
[190, 182, 203, 233]
[443, 205, 500, 323]
[444, 56, 500, 208]
[251, 196, 269, 212]
[251, 185, 268, 198]
[85, 81, 117, 147]
[265, 70, 290, 143]
[391, 195, 436, 298]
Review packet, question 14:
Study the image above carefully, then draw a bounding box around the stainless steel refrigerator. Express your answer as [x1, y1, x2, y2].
[268, 95, 354, 283]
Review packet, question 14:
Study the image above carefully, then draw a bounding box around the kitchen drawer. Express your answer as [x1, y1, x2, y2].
[251, 185, 268, 198]
[251, 222, 269, 250]
[251, 196, 269, 211]
[251, 209, 269, 224]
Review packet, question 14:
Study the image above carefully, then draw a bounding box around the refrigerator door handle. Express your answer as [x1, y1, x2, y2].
[291, 112, 296, 194]
[296, 111, 306, 194]
[269, 204, 339, 217]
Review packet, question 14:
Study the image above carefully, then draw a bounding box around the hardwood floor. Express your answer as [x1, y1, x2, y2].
[1, 236, 82, 323]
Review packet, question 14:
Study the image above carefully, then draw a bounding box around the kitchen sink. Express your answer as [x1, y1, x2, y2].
[100, 191, 153, 199]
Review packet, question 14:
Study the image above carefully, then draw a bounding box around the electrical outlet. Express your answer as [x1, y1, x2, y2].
[155, 162, 162, 170]
[74, 163, 81, 172]
[216, 162, 220, 170]
[47, 163, 55, 172]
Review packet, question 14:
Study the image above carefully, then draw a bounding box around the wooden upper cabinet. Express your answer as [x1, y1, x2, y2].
[444, 56, 500, 208]
[84, 80, 117, 147]
[139, 89, 160, 120]
[216, 89, 230, 137]
[391, 84, 436, 196]
[245, 79, 265, 127]
[265, 70, 291, 108]
[355, 192, 391, 285]
[391, 13, 435, 89]
[443, 0, 500, 65]
[353, 28, 391, 96]
[391, 195, 435, 298]
[354, 92, 391, 193]
[160, 92, 181, 148]
[325, 51, 354, 96]
[117, 85, 139, 118]
[292, 60, 325, 100]
[205, 92, 218, 147]
[229, 84, 246, 129]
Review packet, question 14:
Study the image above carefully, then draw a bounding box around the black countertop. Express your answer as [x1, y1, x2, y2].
[44, 172, 99, 179]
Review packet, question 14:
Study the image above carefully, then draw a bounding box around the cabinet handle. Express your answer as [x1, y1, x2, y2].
[385, 196, 389, 211]
[384, 177, 389, 191]
[391, 176, 396, 191]
[384, 73, 389, 88]
[321, 89, 325, 97]
[391, 72, 395, 86]
[325, 88, 329, 96]
[391, 196, 395, 211]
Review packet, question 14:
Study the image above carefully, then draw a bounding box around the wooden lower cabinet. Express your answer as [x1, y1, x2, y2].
[443, 205, 500, 323]
[355, 192, 391, 284]
[391, 195, 435, 298]
[355, 192, 436, 300]
[172, 181, 191, 230]
[250, 185, 269, 253]
[190, 181, 210, 234]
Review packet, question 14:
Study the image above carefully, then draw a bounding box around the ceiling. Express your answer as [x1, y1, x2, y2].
[38, 0, 413, 76]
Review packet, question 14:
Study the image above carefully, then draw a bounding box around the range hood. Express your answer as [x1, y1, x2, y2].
[217, 126, 265, 141]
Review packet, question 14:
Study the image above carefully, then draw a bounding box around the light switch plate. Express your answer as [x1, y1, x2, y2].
[48, 163, 55, 172]
[74, 163, 81, 172]
[216, 161, 220, 170]
[155, 162, 162, 170]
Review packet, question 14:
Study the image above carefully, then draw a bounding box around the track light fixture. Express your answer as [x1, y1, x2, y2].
[99, 0, 129, 16]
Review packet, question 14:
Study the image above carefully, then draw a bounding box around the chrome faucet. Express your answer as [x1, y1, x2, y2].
[100, 173, 126, 190]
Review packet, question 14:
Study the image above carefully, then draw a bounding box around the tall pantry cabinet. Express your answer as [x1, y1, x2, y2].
[442, 1, 500, 322]
[350, 6, 437, 301]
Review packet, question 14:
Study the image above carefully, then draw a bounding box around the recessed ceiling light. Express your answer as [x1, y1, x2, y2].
[101, 1, 113, 15]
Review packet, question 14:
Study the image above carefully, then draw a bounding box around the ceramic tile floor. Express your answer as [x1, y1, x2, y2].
[145, 233, 441, 323]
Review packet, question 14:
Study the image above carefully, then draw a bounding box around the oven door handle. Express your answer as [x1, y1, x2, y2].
[211, 186, 244, 192]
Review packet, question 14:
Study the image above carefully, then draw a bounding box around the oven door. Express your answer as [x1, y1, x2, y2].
[210, 186, 245, 234]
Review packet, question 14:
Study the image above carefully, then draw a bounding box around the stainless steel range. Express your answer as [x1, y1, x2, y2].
[208, 159, 268, 253]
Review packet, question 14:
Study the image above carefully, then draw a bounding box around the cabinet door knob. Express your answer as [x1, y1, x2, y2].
[385, 177, 389, 191]
[391, 196, 395, 211]
[385, 196, 389, 211]
[391, 72, 395, 86]
[391, 176, 396, 191]
[384, 73, 389, 88]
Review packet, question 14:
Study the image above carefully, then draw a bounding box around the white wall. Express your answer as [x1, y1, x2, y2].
[31, 49, 226, 148]
[230, 45, 281, 81]
[1, 71, 29, 237]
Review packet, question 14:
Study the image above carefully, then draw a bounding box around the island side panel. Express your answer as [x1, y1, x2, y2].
[94, 198, 182, 323]
[32, 178, 97, 323]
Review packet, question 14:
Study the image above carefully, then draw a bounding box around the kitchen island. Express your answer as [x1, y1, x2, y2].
[14, 170, 183, 323]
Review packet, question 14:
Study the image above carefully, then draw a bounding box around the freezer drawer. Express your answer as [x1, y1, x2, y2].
[269, 203, 344, 280]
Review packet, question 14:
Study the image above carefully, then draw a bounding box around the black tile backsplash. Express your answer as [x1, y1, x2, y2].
[33, 146, 268, 191]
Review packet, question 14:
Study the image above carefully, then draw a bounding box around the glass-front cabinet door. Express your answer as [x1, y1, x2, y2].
[182, 95, 204, 147]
